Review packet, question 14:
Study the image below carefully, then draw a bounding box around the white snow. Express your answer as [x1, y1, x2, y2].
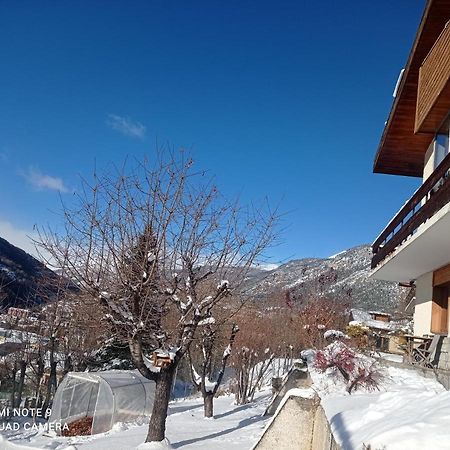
[178, 296, 192, 311]
[350, 308, 409, 333]
[136, 438, 172, 449]
[328, 250, 345, 259]
[191, 366, 217, 393]
[216, 280, 229, 290]
[204, 379, 217, 393]
[142, 354, 161, 373]
[273, 388, 316, 417]
[197, 317, 216, 326]
[306, 346, 450, 450]
[323, 329, 349, 340]
[255, 262, 279, 271]
[1, 391, 271, 450]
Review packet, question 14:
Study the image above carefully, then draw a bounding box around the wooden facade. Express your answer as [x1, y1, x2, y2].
[431, 264, 450, 334]
[416, 21, 450, 133]
[373, 0, 450, 177]
[433, 262, 450, 286]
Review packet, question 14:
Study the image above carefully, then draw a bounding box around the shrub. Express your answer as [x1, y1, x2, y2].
[314, 341, 381, 394]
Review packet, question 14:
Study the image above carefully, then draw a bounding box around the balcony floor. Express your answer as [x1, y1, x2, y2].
[371, 202, 450, 282]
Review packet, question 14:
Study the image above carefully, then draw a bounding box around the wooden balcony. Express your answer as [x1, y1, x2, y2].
[415, 21, 450, 134]
[372, 151, 450, 269]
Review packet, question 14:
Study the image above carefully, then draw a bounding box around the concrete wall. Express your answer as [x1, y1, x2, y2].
[437, 337, 450, 371]
[264, 367, 312, 416]
[388, 335, 405, 355]
[311, 406, 341, 450]
[422, 137, 447, 182]
[414, 271, 433, 336]
[254, 394, 340, 450]
[423, 140, 435, 182]
[255, 395, 318, 450]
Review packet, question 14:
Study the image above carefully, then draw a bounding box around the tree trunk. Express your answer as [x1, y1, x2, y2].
[63, 354, 73, 375]
[16, 360, 27, 408]
[34, 352, 45, 408]
[203, 393, 214, 418]
[146, 367, 175, 442]
[10, 362, 18, 408]
[45, 337, 58, 409]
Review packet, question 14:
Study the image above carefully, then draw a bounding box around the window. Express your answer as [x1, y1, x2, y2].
[434, 133, 449, 169]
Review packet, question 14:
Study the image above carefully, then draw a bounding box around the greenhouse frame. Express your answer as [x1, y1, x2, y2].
[50, 370, 156, 435]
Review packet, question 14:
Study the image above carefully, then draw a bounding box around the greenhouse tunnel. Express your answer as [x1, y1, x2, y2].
[49, 370, 156, 435]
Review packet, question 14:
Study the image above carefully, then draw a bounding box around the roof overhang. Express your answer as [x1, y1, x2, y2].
[373, 0, 450, 177]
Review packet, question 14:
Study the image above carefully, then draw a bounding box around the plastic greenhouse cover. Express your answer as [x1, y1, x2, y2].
[50, 370, 156, 435]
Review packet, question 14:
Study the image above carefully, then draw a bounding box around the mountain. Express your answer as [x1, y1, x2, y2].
[243, 245, 408, 313]
[0, 238, 407, 314]
[0, 236, 59, 309]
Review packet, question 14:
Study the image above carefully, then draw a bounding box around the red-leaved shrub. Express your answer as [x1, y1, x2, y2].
[314, 342, 381, 394]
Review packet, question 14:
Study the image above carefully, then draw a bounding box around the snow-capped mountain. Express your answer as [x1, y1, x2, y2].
[243, 245, 407, 313]
[0, 237, 406, 314]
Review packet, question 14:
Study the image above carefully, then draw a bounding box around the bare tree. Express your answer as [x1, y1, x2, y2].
[231, 309, 276, 405]
[36, 152, 277, 443]
[189, 320, 239, 417]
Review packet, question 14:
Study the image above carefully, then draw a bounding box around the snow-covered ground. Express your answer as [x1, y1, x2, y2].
[0, 391, 271, 450]
[308, 350, 450, 450]
[3, 351, 449, 450]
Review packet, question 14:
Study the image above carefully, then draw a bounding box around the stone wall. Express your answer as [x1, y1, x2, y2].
[311, 406, 341, 450]
[264, 365, 312, 416]
[254, 392, 340, 450]
[437, 336, 450, 371]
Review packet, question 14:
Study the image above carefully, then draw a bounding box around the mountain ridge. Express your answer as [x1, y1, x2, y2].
[0, 236, 58, 309]
[245, 244, 407, 313]
[0, 237, 406, 314]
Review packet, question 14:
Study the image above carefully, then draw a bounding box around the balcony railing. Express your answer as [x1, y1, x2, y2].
[372, 151, 450, 270]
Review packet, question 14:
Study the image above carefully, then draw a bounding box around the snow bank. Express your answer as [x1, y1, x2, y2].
[305, 344, 450, 449]
[322, 366, 449, 449]
[136, 438, 173, 449]
[0, 434, 77, 450]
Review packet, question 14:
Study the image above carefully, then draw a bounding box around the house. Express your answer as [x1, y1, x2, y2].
[370, 0, 450, 369]
[349, 309, 410, 354]
[7, 307, 30, 320]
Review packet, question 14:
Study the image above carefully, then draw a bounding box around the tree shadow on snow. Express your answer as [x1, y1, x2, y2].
[213, 403, 255, 420]
[169, 403, 203, 415]
[171, 414, 266, 448]
[329, 412, 354, 450]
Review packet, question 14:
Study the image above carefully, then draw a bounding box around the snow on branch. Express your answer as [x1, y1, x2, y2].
[324, 329, 349, 340]
[198, 317, 216, 326]
[217, 280, 229, 291]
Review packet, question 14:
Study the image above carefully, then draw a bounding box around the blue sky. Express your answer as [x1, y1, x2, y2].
[0, 1, 424, 262]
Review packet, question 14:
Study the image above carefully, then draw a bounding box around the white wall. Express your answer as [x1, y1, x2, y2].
[423, 141, 435, 182]
[423, 135, 449, 182]
[414, 271, 433, 336]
